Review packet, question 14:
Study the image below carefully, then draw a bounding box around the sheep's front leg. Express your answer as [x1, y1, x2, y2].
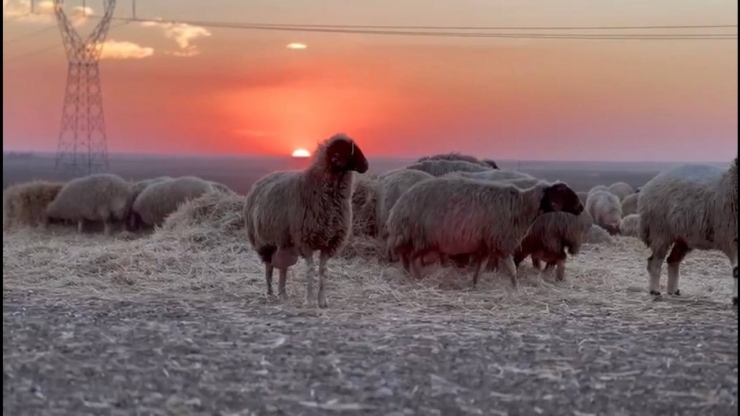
[264, 264, 274, 296]
[555, 259, 567, 281]
[317, 252, 330, 309]
[410, 256, 423, 280]
[303, 252, 316, 306]
[76, 219, 85, 234]
[647, 243, 670, 296]
[501, 255, 518, 290]
[278, 267, 289, 301]
[471, 255, 489, 287]
[666, 241, 690, 296]
[103, 220, 112, 236]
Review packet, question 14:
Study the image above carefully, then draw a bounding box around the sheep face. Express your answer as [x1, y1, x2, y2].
[327, 135, 369, 174]
[540, 183, 584, 216]
[125, 210, 142, 232]
[482, 159, 499, 170]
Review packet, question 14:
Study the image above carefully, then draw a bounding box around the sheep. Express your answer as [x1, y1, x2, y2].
[638, 158, 737, 304]
[621, 193, 639, 216]
[608, 182, 635, 202]
[384, 177, 584, 288]
[585, 225, 615, 245]
[586, 190, 622, 235]
[351, 173, 385, 237]
[208, 181, 236, 194]
[130, 176, 172, 203]
[244, 133, 369, 308]
[416, 152, 498, 169]
[619, 214, 640, 238]
[588, 185, 610, 197]
[127, 176, 215, 231]
[375, 168, 434, 242]
[445, 169, 536, 182]
[577, 191, 589, 206]
[406, 159, 491, 177]
[2, 180, 65, 230]
[512, 211, 594, 281]
[45, 173, 133, 235]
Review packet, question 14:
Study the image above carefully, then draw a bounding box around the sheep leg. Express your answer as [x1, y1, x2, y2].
[77, 219, 85, 234]
[278, 267, 289, 301]
[647, 243, 670, 296]
[666, 240, 690, 296]
[410, 256, 423, 280]
[501, 255, 518, 290]
[555, 259, 567, 281]
[471, 255, 489, 287]
[103, 220, 112, 236]
[729, 250, 738, 306]
[265, 264, 274, 296]
[531, 257, 542, 270]
[401, 254, 411, 273]
[317, 252, 329, 309]
[303, 252, 316, 306]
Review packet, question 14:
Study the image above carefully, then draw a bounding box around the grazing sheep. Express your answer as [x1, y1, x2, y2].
[245, 133, 369, 308]
[384, 178, 584, 288]
[376, 168, 434, 237]
[512, 211, 594, 281]
[577, 191, 589, 206]
[2, 180, 65, 230]
[621, 193, 639, 216]
[638, 159, 738, 303]
[127, 176, 215, 231]
[588, 185, 610, 197]
[45, 173, 133, 235]
[416, 152, 497, 169]
[608, 182, 635, 202]
[130, 176, 172, 203]
[446, 169, 536, 182]
[406, 159, 490, 177]
[586, 190, 622, 235]
[619, 214, 640, 238]
[351, 173, 384, 237]
[585, 225, 615, 245]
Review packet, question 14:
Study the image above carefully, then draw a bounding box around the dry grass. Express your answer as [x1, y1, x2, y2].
[3, 190, 735, 322]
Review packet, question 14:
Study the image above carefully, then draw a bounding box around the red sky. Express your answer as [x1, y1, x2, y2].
[2, 0, 738, 162]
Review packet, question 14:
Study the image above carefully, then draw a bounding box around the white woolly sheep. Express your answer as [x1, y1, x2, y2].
[619, 214, 640, 238]
[638, 159, 737, 304]
[351, 173, 385, 237]
[586, 190, 622, 236]
[127, 176, 214, 230]
[3, 180, 65, 230]
[512, 211, 594, 281]
[621, 193, 639, 216]
[416, 152, 499, 170]
[208, 181, 235, 194]
[585, 225, 615, 246]
[244, 133, 369, 308]
[608, 182, 635, 202]
[376, 168, 434, 231]
[45, 173, 133, 235]
[406, 159, 491, 177]
[384, 177, 584, 288]
[588, 185, 610, 197]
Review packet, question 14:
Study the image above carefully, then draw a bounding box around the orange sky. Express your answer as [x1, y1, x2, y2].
[2, 0, 738, 161]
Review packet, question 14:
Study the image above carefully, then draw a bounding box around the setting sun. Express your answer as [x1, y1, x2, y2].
[291, 148, 311, 158]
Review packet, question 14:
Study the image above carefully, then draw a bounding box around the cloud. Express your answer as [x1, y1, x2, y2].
[141, 19, 211, 57]
[234, 129, 276, 138]
[4, 0, 92, 26]
[98, 40, 154, 60]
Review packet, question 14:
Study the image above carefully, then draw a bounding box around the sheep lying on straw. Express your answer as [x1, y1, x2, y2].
[406, 160, 490, 177]
[384, 177, 584, 288]
[45, 173, 132, 235]
[638, 158, 738, 304]
[244, 133, 369, 308]
[3, 180, 65, 230]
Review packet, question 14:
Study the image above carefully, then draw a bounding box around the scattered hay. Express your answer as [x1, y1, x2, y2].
[341, 235, 386, 260]
[585, 225, 614, 246]
[160, 191, 247, 238]
[2, 180, 65, 230]
[351, 174, 383, 237]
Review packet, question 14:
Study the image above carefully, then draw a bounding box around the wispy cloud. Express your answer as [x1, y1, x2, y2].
[3, 0, 91, 26]
[140, 19, 211, 57]
[99, 40, 154, 60]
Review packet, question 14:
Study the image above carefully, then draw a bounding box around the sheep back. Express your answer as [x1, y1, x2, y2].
[621, 193, 639, 216]
[45, 173, 132, 223]
[376, 168, 434, 228]
[132, 177, 214, 227]
[406, 160, 491, 177]
[586, 190, 622, 235]
[448, 169, 535, 182]
[608, 182, 635, 201]
[619, 214, 641, 238]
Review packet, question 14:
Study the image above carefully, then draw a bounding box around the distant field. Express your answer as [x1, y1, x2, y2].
[3, 152, 706, 193]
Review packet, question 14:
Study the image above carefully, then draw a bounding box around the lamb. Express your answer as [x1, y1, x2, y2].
[619, 214, 640, 238]
[621, 193, 639, 216]
[2, 180, 65, 230]
[406, 159, 491, 177]
[351, 173, 384, 237]
[512, 211, 594, 281]
[45, 173, 133, 235]
[638, 158, 737, 304]
[586, 190, 622, 235]
[445, 169, 536, 182]
[127, 176, 215, 231]
[244, 133, 369, 308]
[608, 182, 635, 202]
[384, 177, 584, 288]
[416, 152, 498, 169]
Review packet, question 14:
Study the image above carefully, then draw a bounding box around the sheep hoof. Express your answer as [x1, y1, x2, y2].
[649, 290, 661, 297]
[318, 297, 328, 309]
[670, 290, 681, 296]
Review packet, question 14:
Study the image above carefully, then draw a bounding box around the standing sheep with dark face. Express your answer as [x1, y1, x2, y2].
[244, 133, 369, 308]
[384, 178, 584, 288]
[638, 158, 737, 304]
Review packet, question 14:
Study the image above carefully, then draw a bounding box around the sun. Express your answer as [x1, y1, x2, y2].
[291, 148, 311, 158]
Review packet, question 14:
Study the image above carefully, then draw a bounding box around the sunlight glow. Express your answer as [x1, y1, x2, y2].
[286, 43, 307, 50]
[291, 148, 311, 158]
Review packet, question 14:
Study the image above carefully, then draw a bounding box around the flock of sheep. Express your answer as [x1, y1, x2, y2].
[2, 133, 737, 309]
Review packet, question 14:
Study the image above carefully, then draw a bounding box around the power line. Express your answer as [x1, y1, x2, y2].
[3, 25, 58, 45]
[110, 16, 737, 40]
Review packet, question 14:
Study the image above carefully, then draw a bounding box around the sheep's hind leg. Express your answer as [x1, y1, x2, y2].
[278, 267, 289, 301]
[647, 243, 670, 296]
[410, 255, 423, 280]
[303, 252, 316, 306]
[77, 219, 85, 234]
[103, 220, 112, 236]
[264, 264, 274, 296]
[501, 255, 519, 290]
[666, 240, 690, 296]
[317, 252, 330, 309]
[471, 255, 489, 287]
[555, 259, 567, 281]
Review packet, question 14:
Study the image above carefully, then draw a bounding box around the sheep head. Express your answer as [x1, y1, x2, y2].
[482, 159, 499, 170]
[324, 133, 369, 174]
[540, 182, 584, 216]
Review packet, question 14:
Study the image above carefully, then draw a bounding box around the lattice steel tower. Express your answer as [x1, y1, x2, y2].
[54, 0, 116, 174]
